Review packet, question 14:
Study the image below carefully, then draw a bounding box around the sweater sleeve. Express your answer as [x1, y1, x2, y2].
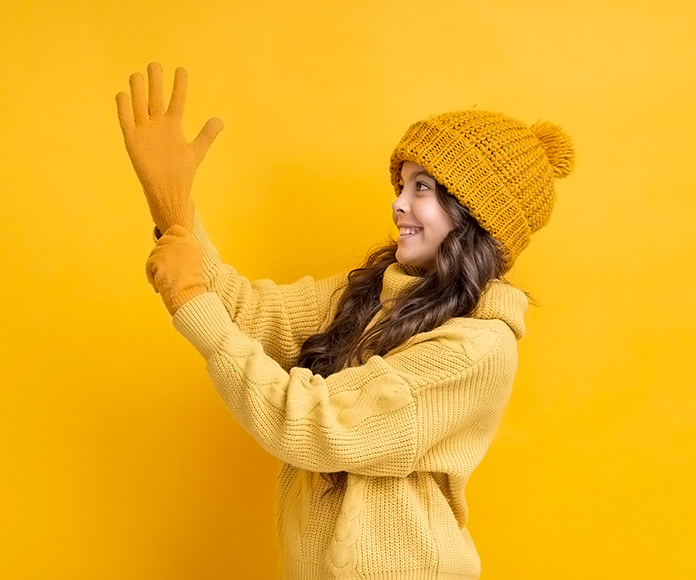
[171, 291, 516, 478]
[188, 210, 350, 372]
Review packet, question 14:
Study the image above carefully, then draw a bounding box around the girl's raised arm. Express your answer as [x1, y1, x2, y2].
[171, 288, 517, 478]
[187, 209, 349, 372]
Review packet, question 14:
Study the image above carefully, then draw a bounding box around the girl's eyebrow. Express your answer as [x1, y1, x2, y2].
[401, 170, 435, 182]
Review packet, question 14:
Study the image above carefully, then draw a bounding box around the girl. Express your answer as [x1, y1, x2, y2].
[117, 62, 575, 579]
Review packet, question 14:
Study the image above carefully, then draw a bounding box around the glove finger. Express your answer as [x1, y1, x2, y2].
[166, 66, 188, 119]
[129, 72, 148, 124]
[191, 117, 224, 163]
[148, 244, 164, 257]
[153, 232, 185, 249]
[145, 257, 159, 293]
[162, 224, 190, 238]
[147, 62, 165, 117]
[115, 92, 135, 135]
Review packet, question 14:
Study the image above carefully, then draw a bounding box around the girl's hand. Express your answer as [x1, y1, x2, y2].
[116, 62, 224, 233]
[145, 224, 208, 316]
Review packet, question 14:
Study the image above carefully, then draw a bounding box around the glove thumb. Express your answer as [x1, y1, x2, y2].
[191, 117, 224, 163]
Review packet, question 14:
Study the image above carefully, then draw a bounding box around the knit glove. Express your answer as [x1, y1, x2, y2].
[116, 62, 224, 233]
[145, 224, 208, 316]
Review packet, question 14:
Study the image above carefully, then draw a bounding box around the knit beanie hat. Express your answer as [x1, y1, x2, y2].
[389, 109, 575, 273]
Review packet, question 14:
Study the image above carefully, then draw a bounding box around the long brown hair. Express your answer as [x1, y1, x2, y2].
[296, 180, 537, 495]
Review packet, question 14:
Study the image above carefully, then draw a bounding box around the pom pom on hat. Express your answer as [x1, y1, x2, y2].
[529, 120, 576, 178]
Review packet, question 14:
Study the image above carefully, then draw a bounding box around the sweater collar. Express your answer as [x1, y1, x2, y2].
[379, 262, 528, 340]
[379, 262, 425, 304]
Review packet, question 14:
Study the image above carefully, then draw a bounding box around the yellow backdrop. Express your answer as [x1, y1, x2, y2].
[1, 0, 694, 578]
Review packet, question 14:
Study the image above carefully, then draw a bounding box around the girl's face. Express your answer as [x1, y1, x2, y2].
[391, 161, 456, 275]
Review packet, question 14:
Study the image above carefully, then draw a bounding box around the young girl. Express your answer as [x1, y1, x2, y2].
[117, 63, 575, 579]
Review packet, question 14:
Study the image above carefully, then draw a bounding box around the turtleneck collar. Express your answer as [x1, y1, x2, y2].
[379, 262, 425, 304]
[378, 262, 528, 340]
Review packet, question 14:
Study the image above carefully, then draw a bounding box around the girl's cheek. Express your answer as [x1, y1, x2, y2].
[418, 206, 438, 225]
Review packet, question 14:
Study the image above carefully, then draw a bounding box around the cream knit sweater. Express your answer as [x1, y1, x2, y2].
[170, 211, 528, 580]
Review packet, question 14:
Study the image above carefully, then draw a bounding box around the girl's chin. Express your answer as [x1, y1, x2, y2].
[396, 254, 423, 268]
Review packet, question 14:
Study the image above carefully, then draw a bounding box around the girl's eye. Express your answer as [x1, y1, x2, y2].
[397, 181, 431, 191]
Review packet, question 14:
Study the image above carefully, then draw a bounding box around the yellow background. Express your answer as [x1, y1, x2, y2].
[1, 0, 694, 578]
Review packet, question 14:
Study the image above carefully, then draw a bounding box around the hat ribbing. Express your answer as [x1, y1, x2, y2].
[389, 110, 575, 273]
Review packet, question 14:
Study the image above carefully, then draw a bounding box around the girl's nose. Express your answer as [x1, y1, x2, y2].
[392, 195, 407, 213]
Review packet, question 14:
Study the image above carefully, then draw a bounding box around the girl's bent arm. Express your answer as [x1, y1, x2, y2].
[172, 291, 518, 478]
[189, 210, 349, 372]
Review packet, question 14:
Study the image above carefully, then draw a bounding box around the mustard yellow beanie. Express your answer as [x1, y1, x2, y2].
[389, 109, 575, 273]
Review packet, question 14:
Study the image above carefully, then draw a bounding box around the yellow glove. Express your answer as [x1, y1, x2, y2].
[116, 62, 224, 233]
[145, 224, 208, 316]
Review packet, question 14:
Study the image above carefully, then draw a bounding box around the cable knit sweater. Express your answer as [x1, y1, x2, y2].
[169, 211, 528, 580]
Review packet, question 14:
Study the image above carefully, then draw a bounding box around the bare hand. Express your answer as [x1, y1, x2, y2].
[115, 62, 224, 232]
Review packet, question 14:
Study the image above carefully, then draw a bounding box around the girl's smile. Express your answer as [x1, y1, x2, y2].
[397, 227, 422, 241]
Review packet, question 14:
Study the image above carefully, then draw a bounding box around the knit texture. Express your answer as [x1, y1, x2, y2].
[389, 109, 575, 273]
[171, 210, 529, 579]
[146, 223, 208, 316]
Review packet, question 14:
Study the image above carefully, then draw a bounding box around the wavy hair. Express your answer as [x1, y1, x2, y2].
[296, 180, 537, 496]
